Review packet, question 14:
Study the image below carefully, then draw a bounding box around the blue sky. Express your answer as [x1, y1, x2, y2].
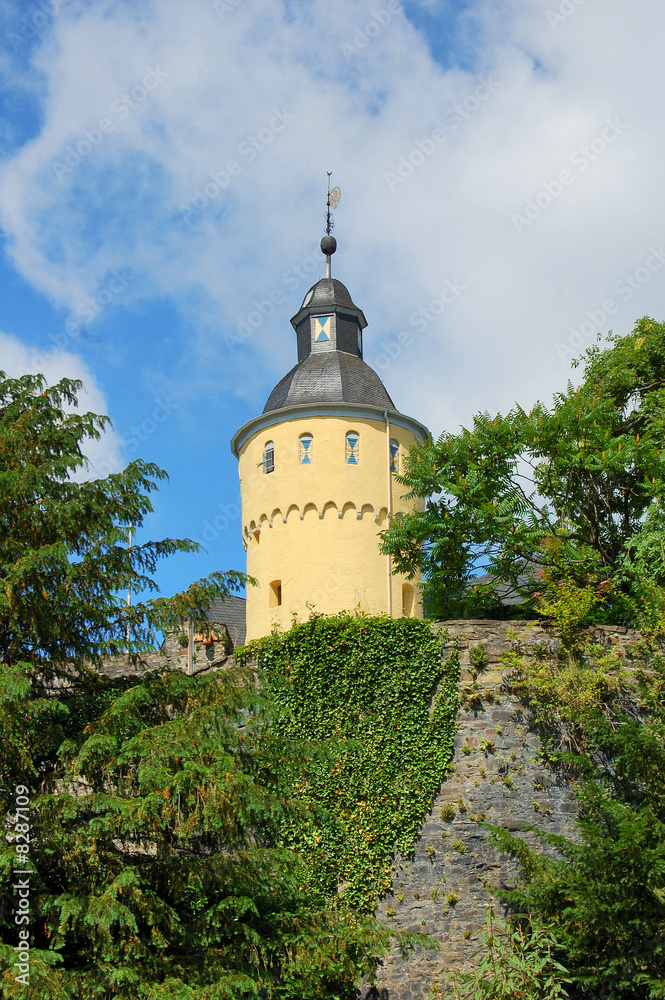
[1, 0, 664, 604]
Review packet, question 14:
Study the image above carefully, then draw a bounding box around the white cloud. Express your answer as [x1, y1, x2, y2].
[0, 330, 125, 478]
[0, 0, 664, 437]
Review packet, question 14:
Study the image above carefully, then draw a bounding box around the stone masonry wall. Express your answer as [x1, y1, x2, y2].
[368, 618, 647, 1000]
[101, 632, 232, 680]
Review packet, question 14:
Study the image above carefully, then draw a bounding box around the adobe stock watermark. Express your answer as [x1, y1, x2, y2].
[179, 108, 295, 222]
[306, 564, 348, 614]
[198, 496, 242, 544]
[555, 245, 665, 362]
[384, 127, 447, 192]
[51, 66, 169, 180]
[224, 254, 320, 351]
[12, 786, 33, 986]
[7, 0, 71, 51]
[340, 1, 403, 61]
[95, 397, 179, 477]
[30, 267, 135, 370]
[546, 0, 589, 30]
[511, 117, 628, 234]
[374, 277, 468, 371]
[385, 76, 499, 192]
[438, 75, 501, 129]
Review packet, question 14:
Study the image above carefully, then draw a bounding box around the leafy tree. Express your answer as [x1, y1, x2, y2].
[0, 371, 243, 673]
[381, 318, 665, 623]
[377, 318, 665, 994]
[440, 908, 571, 1000]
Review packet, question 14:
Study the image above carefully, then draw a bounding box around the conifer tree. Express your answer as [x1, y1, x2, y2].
[0, 373, 391, 998]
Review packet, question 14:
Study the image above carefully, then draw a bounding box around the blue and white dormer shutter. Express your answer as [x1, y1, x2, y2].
[345, 432, 359, 465]
[390, 439, 399, 473]
[299, 434, 313, 464]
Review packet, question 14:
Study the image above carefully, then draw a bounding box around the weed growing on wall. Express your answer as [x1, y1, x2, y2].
[440, 908, 571, 1000]
[243, 614, 459, 911]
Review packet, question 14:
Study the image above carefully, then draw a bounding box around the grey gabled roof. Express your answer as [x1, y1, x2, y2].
[263, 350, 394, 413]
[471, 571, 540, 605]
[203, 594, 246, 647]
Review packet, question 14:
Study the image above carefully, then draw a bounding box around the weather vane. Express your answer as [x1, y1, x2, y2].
[322, 172, 341, 278]
[325, 171, 341, 235]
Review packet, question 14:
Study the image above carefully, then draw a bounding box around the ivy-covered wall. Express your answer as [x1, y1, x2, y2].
[244, 614, 460, 912]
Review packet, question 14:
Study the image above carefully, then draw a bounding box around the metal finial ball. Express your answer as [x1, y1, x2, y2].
[321, 235, 337, 256]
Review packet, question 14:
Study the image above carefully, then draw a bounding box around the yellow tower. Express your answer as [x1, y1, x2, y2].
[231, 234, 429, 641]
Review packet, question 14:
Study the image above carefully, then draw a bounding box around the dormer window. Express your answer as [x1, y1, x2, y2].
[263, 441, 274, 473]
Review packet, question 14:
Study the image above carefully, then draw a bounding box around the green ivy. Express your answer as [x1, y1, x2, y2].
[242, 614, 459, 911]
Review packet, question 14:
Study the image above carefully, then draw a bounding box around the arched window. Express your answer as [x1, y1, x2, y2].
[263, 441, 274, 473]
[269, 580, 282, 607]
[390, 438, 399, 473]
[299, 433, 313, 464]
[402, 583, 415, 618]
[345, 431, 359, 465]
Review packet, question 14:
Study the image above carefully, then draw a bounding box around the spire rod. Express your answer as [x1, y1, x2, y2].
[325, 172, 334, 236]
[321, 172, 340, 279]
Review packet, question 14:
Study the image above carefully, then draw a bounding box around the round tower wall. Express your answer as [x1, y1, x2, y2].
[237, 412, 424, 639]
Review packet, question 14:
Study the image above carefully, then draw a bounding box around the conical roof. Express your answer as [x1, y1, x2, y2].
[295, 277, 359, 315]
[263, 350, 394, 413]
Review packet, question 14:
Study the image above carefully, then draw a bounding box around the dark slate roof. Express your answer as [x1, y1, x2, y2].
[471, 571, 541, 605]
[204, 595, 246, 647]
[299, 277, 357, 312]
[263, 350, 395, 413]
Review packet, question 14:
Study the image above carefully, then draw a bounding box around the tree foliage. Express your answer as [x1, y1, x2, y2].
[377, 310, 665, 997]
[491, 613, 665, 999]
[2, 667, 397, 999]
[440, 908, 571, 1000]
[0, 370, 244, 803]
[0, 371, 245, 673]
[381, 318, 665, 623]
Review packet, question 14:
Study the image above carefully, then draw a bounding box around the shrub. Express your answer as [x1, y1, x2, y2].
[470, 645, 489, 670]
[440, 802, 456, 821]
[442, 909, 570, 1000]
